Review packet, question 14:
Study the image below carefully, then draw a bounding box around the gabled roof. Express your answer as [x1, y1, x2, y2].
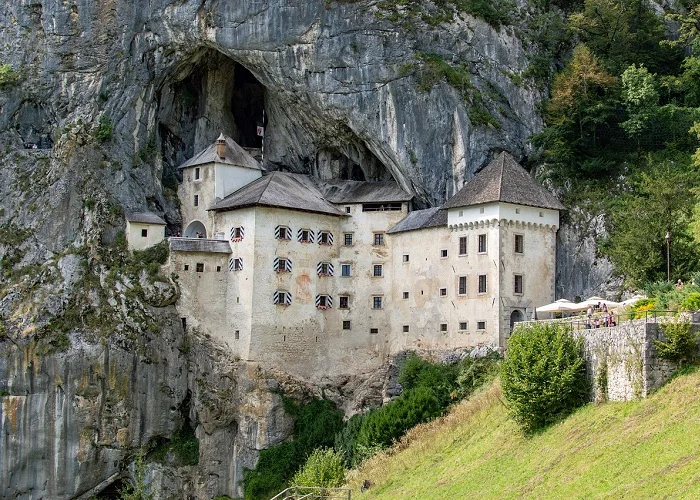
[125, 212, 166, 225]
[209, 172, 348, 217]
[317, 179, 413, 204]
[178, 134, 265, 172]
[387, 207, 447, 234]
[442, 152, 565, 211]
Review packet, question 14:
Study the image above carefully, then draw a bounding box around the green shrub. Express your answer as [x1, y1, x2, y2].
[0, 64, 19, 88]
[96, 115, 114, 142]
[333, 413, 366, 467]
[150, 422, 199, 466]
[681, 292, 700, 311]
[655, 317, 698, 366]
[501, 323, 588, 433]
[291, 448, 345, 488]
[243, 398, 343, 500]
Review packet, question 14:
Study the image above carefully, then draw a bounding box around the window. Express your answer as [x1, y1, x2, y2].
[363, 203, 401, 212]
[194, 195, 199, 207]
[515, 234, 524, 254]
[230, 226, 244, 242]
[234, 330, 240, 340]
[343, 320, 351, 330]
[439, 287, 447, 297]
[539, 211, 544, 217]
[141, 228, 148, 237]
[339, 296, 349, 309]
[459, 210, 463, 217]
[459, 321, 468, 331]
[273, 291, 292, 306]
[478, 274, 487, 294]
[194, 167, 200, 180]
[216, 265, 221, 272]
[477, 321, 486, 330]
[459, 236, 467, 256]
[229, 257, 243, 271]
[316, 294, 332, 310]
[403, 291, 409, 300]
[370, 328, 379, 334]
[479, 207, 485, 214]
[373, 233, 384, 246]
[275, 225, 291, 240]
[274, 257, 292, 273]
[183, 264, 189, 271]
[478, 234, 487, 253]
[458, 276, 467, 295]
[373, 264, 383, 277]
[345, 206, 351, 213]
[403, 325, 409, 333]
[372, 296, 383, 309]
[344, 233, 353, 246]
[515, 208, 520, 214]
[196, 263, 204, 273]
[318, 231, 333, 245]
[317, 261, 334, 277]
[298, 228, 314, 243]
[403, 254, 409, 263]
[514, 274, 523, 294]
[440, 249, 448, 258]
[341, 263, 352, 277]
[440, 323, 448, 332]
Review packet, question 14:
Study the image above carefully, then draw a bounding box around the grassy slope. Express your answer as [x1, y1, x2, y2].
[346, 370, 700, 499]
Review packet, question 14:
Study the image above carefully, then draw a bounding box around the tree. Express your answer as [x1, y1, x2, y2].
[291, 448, 345, 489]
[500, 323, 588, 433]
[620, 64, 658, 139]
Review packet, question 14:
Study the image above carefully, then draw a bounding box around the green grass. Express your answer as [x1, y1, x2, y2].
[347, 369, 700, 498]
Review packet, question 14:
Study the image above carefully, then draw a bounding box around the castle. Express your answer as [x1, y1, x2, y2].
[129, 135, 563, 379]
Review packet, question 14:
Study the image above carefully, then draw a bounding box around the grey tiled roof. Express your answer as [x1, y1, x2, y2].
[317, 179, 413, 203]
[178, 134, 265, 172]
[442, 152, 565, 211]
[387, 208, 447, 234]
[209, 172, 348, 217]
[169, 238, 231, 253]
[125, 212, 167, 225]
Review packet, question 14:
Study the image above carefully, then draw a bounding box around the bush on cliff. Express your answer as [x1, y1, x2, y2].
[291, 447, 345, 489]
[501, 323, 588, 433]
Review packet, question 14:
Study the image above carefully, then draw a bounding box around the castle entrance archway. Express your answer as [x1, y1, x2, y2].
[510, 309, 524, 332]
[184, 220, 207, 238]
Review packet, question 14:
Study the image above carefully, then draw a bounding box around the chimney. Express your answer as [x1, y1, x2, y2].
[216, 133, 226, 159]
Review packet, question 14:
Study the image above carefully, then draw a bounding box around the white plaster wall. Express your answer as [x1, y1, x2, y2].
[126, 221, 165, 251]
[447, 202, 559, 228]
[214, 164, 262, 201]
[179, 163, 218, 237]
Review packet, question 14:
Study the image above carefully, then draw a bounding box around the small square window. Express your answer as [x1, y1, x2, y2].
[339, 296, 349, 309]
[403, 254, 409, 263]
[344, 233, 353, 246]
[345, 206, 351, 213]
[299, 229, 312, 243]
[478, 234, 487, 253]
[276, 226, 291, 240]
[458, 276, 467, 295]
[479, 207, 485, 214]
[196, 263, 204, 273]
[539, 211, 544, 217]
[343, 320, 351, 330]
[370, 328, 379, 334]
[194, 195, 199, 207]
[141, 228, 148, 237]
[515, 208, 520, 214]
[341, 263, 352, 277]
[515, 234, 524, 254]
[372, 296, 383, 309]
[403, 325, 409, 333]
[319, 231, 333, 245]
[373, 264, 383, 277]
[216, 265, 221, 272]
[440, 323, 448, 332]
[440, 249, 448, 258]
[439, 287, 447, 297]
[403, 291, 409, 300]
[194, 167, 200, 180]
[373, 233, 384, 246]
[231, 226, 244, 241]
[459, 321, 468, 330]
[477, 321, 486, 330]
[458, 236, 467, 256]
[459, 210, 463, 217]
[234, 330, 240, 340]
[478, 274, 487, 294]
[183, 264, 189, 271]
[514, 274, 524, 294]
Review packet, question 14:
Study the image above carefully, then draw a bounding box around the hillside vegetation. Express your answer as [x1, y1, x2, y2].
[346, 369, 700, 498]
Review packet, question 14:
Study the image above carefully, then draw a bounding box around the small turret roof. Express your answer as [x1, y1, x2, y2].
[209, 172, 348, 217]
[442, 152, 564, 211]
[178, 134, 265, 172]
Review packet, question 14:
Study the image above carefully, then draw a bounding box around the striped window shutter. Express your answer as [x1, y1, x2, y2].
[275, 291, 292, 305]
[315, 294, 322, 307]
[316, 261, 323, 275]
[327, 263, 334, 276]
[285, 259, 292, 272]
[273, 257, 279, 271]
[230, 226, 245, 241]
[230, 258, 243, 271]
[326, 295, 333, 307]
[229, 258, 235, 271]
[275, 226, 281, 239]
[328, 232, 334, 245]
[315, 295, 333, 309]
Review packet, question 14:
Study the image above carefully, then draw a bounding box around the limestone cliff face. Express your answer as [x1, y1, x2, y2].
[0, 0, 611, 497]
